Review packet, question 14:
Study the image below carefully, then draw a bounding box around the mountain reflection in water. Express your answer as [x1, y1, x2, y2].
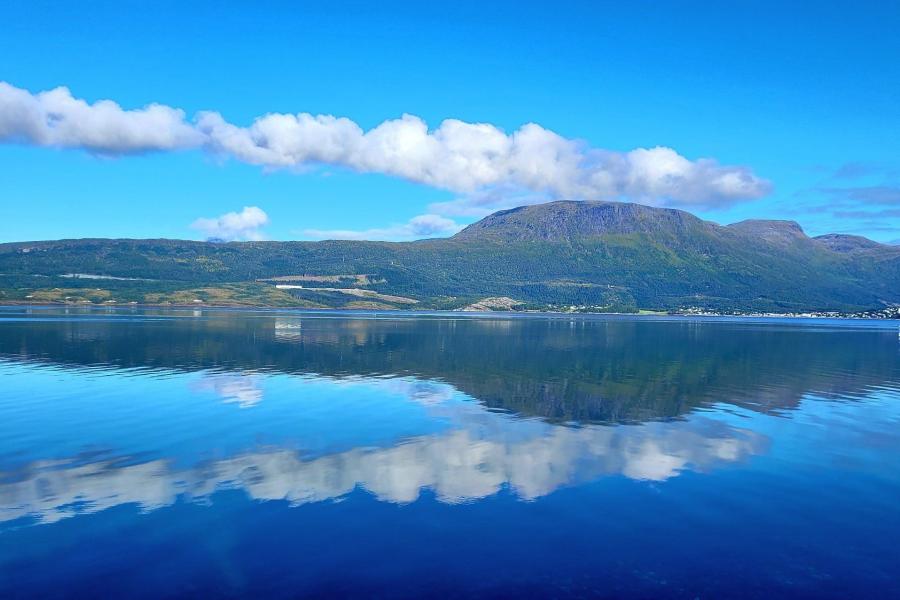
[2, 307, 898, 422]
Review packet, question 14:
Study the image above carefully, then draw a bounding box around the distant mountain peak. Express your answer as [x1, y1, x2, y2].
[453, 200, 700, 241]
[814, 233, 884, 253]
[451, 201, 891, 257]
[727, 219, 807, 243]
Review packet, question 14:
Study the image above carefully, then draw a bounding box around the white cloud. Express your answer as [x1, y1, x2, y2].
[0, 82, 201, 154]
[1, 81, 772, 209]
[302, 213, 462, 241]
[191, 206, 270, 241]
[199, 111, 770, 208]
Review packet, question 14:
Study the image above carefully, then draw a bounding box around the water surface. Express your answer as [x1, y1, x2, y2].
[1, 307, 898, 598]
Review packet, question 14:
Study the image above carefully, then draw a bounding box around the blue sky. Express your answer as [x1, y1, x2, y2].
[1, 0, 899, 242]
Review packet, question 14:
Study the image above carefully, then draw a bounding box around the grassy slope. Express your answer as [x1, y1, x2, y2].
[1, 202, 898, 311]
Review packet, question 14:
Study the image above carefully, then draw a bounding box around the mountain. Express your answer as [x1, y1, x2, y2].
[728, 219, 806, 245]
[454, 201, 702, 241]
[1, 201, 899, 312]
[812, 234, 885, 253]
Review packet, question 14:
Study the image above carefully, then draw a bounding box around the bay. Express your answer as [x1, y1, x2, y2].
[0, 307, 898, 598]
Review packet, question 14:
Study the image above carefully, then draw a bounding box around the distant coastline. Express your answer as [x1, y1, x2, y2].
[3, 201, 898, 316]
[2, 301, 898, 323]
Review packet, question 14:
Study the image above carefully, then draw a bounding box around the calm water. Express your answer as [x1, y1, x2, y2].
[0, 307, 899, 598]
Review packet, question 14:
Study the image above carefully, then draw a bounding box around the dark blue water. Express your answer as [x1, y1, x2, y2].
[0, 306, 898, 598]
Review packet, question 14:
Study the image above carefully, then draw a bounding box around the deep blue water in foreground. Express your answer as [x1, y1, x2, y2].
[0, 307, 899, 598]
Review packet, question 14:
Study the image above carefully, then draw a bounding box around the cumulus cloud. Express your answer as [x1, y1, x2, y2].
[0, 82, 201, 154]
[199, 112, 771, 209]
[191, 206, 270, 241]
[302, 213, 462, 241]
[1, 81, 771, 209]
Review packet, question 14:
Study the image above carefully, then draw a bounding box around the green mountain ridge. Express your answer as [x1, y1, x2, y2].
[1, 201, 898, 312]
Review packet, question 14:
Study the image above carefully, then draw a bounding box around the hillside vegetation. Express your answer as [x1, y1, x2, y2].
[1, 201, 898, 312]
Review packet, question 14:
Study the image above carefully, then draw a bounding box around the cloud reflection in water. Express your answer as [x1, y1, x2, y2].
[0, 373, 767, 525]
[191, 373, 265, 408]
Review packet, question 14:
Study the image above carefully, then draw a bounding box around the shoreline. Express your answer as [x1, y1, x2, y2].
[2, 302, 899, 324]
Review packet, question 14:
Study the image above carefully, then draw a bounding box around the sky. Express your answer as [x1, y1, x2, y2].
[1, 0, 899, 243]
